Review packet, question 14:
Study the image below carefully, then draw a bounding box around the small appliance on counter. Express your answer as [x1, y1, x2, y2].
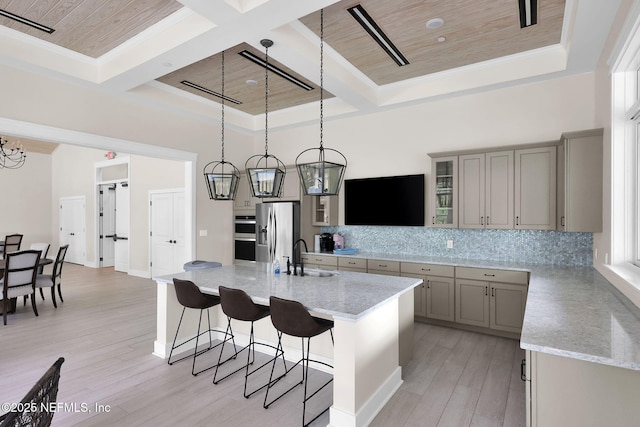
[333, 233, 344, 250]
[319, 233, 334, 252]
[314, 234, 321, 252]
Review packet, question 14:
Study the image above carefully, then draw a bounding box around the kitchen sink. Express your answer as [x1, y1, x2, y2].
[302, 269, 337, 277]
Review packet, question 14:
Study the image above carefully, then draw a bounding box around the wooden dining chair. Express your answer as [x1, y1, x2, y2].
[29, 243, 50, 299]
[1, 234, 23, 260]
[0, 249, 41, 326]
[35, 245, 68, 308]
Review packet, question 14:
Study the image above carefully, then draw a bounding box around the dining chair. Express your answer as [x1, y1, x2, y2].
[35, 245, 68, 308]
[0, 249, 41, 326]
[29, 243, 50, 295]
[1, 234, 23, 260]
[0, 357, 64, 427]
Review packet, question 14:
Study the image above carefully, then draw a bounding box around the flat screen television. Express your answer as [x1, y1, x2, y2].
[344, 174, 425, 226]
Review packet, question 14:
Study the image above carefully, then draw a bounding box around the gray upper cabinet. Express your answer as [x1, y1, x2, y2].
[557, 129, 603, 232]
[459, 151, 513, 229]
[429, 156, 458, 228]
[515, 146, 557, 230]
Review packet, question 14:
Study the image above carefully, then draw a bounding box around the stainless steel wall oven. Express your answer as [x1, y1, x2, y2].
[234, 215, 256, 262]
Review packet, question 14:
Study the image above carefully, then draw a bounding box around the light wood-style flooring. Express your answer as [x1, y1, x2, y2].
[0, 264, 524, 426]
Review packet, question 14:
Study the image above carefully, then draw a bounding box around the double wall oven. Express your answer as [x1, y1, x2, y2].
[234, 215, 256, 262]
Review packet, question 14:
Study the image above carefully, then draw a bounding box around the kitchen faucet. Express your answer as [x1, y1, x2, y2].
[291, 238, 309, 276]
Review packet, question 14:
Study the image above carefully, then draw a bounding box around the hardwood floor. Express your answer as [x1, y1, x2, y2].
[0, 264, 524, 426]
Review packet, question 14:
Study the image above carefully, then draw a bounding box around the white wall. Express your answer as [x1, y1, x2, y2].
[51, 144, 184, 274]
[1, 50, 599, 267]
[0, 151, 51, 248]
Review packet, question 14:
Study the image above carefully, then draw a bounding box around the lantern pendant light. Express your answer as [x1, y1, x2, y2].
[296, 9, 347, 196]
[203, 51, 240, 200]
[245, 39, 286, 198]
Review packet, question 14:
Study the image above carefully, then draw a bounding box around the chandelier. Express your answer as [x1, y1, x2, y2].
[245, 39, 286, 198]
[296, 9, 347, 196]
[203, 50, 240, 200]
[0, 136, 26, 169]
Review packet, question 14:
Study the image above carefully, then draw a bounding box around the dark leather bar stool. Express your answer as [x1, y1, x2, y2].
[167, 278, 235, 376]
[213, 286, 286, 397]
[263, 296, 334, 427]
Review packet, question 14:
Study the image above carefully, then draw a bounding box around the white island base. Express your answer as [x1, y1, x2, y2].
[153, 263, 420, 427]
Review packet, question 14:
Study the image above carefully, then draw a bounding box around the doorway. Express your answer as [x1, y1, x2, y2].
[59, 196, 86, 265]
[95, 157, 130, 273]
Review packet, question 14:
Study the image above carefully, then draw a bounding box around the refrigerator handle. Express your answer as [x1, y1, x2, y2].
[272, 213, 277, 262]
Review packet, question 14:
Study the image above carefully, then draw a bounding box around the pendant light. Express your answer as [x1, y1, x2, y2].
[203, 51, 240, 200]
[245, 39, 286, 198]
[296, 9, 347, 196]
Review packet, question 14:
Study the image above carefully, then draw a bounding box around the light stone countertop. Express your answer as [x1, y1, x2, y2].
[309, 251, 640, 371]
[154, 261, 422, 321]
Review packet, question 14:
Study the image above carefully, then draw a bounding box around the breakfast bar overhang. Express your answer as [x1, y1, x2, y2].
[153, 262, 422, 427]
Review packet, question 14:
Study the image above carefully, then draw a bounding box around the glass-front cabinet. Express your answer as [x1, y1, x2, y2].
[429, 156, 458, 228]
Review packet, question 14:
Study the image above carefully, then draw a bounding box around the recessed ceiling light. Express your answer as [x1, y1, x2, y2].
[426, 18, 444, 30]
[437, 36, 446, 43]
[246, 79, 257, 86]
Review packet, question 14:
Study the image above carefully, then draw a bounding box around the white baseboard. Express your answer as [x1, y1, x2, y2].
[328, 367, 402, 427]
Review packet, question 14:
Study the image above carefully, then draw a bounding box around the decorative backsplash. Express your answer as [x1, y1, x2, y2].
[321, 226, 593, 266]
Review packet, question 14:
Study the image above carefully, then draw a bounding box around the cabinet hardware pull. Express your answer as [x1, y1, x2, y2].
[516, 216, 519, 226]
[561, 216, 565, 227]
[487, 216, 490, 225]
[485, 286, 488, 296]
[484, 273, 495, 277]
[348, 261, 355, 265]
[432, 216, 435, 224]
[521, 359, 526, 381]
[480, 216, 484, 226]
[426, 280, 430, 289]
[421, 268, 431, 271]
[379, 264, 387, 268]
[491, 287, 495, 297]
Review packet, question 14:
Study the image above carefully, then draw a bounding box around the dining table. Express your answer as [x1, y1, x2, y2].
[0, 257, 54, 314]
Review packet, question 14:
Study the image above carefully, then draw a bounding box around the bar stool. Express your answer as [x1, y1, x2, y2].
[213, 286, 286, 397]
[167, 278, 235, 376]
[263, 296, 334, 427]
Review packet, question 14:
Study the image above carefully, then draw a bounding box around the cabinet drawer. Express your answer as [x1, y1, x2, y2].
[301, 254, 337, 268]
[456, 267, 529, 285]
[338, 257, 367, 269]
[401, 262, 454, 277]
[367, 259, 400, 273]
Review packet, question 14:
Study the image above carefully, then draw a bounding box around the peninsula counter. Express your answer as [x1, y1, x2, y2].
[153, 262, 422, 427]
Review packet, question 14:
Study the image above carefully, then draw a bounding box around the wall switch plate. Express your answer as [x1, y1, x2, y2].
[199, 230, 207, 237]
[447, 240, 453, 249]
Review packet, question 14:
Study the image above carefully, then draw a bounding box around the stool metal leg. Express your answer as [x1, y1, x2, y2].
[214, 317, 286, 399]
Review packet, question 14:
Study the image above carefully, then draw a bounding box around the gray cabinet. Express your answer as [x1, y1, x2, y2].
[234, 173, 257, 212]
[557, 129, 603, 232]
[455, 267, 529, 333]
[401, 262, 455, 321]
[515, 146, 557, 230]
[311, 195, 338, 226]
[429, 156, 457, 227]
[459, 151, 514, 229]
[300, 253, 337, 270]
[338, 257, 366, 272]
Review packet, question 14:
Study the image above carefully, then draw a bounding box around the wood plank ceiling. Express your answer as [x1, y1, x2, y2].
[0, 0, 565, 149]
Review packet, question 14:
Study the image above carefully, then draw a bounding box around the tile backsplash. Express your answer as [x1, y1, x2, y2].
[321, 226, 593, 266]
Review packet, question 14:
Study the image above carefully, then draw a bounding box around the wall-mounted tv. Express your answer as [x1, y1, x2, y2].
[344, 174, 425, 226]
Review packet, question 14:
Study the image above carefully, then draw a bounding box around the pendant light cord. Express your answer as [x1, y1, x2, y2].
[320, 8, 324, 151]
[221, 50, 225, 162]
[264, 43, 269, 156]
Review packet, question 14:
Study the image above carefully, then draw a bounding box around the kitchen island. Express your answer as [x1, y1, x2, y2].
[153, 262, 422, 427]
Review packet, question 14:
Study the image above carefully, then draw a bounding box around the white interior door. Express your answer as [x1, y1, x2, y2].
[114, 183, 130, 273]
[60, 197, 86, 265]
[99, 185, 116, 267]
[150, 190, 185, 277]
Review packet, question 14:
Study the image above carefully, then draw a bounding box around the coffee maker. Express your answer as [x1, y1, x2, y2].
[319, 233, 334, 252]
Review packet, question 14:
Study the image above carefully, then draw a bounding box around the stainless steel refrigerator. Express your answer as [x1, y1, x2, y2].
[255, 202, 301, 264]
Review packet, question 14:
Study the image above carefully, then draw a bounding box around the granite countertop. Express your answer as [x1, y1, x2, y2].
[154, 262, 422, 321]
[307, 251, 640, 371]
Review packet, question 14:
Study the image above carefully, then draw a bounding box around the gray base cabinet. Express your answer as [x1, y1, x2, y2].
[455, 267, 529, 334]
[401, 262, 455, 322]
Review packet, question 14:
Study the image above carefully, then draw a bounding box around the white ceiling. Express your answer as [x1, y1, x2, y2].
[0, 0, 623, 134]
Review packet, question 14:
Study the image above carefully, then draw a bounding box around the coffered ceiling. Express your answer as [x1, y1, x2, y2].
[0, 0, 619, 135]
